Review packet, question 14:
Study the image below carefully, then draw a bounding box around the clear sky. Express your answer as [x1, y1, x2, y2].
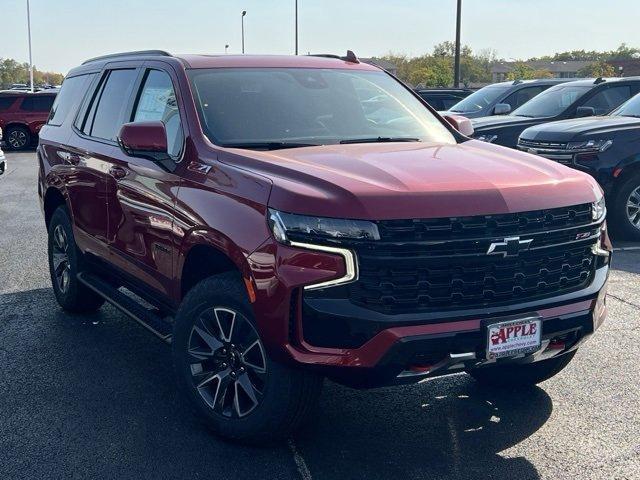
[2, 0, 639, 74]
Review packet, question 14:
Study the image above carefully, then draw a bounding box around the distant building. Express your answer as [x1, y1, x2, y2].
[490, 60, 594, 82]
[608, 59, 640, 77]
[361, 58, 398, 76]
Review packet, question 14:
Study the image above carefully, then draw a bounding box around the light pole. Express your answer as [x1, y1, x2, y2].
[27, 0, 34, 92]
[453, 0, 462, 88]
[295, 0, 298, 55]
[225, 44, 229, 54]
[241, 11, 246, 54]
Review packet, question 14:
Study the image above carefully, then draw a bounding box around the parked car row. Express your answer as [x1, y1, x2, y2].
[0, 90, 57, 150]
[463, 77, 640, 239]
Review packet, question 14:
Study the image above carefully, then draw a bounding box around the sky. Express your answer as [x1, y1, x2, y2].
[2, 0, 639, 74]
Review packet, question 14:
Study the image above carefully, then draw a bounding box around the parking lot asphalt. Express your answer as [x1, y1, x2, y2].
[1, 151, 639, 480]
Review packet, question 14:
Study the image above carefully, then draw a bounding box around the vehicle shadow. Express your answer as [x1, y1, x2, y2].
[295, 375, 552, 479]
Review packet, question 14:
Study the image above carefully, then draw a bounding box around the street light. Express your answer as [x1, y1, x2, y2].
[241, 10, 247, 54]
[453, 0, 462, 88]
[26, 0, 34, 93]
[295, 0, 298, 55]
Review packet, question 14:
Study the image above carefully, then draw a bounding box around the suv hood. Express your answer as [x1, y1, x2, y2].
[225, 141, 600, 220]
[472, 115, 541, 131]
[521, 115, 640, 142]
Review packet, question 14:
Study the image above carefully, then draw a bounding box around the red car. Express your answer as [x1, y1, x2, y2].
[0, 91, 57, 150]
[37, 51, 610, 443]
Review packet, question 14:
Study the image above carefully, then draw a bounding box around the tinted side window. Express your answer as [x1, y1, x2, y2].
[582, 86, 632, 115]
[20, 95, 56, 112]
[85, 69, 138, 140]
[132, 69, 183, 158]
[48, 74, 95, 126]
[503, 86, 544, 110]
[0, 97, 16, 111]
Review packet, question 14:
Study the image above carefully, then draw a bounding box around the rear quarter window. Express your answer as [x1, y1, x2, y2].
[20, 95, 56, 112]
[48, 74, 96, 126]
[0, 97, 17, 111]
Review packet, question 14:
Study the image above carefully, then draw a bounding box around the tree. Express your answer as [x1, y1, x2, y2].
[578, 61, 616, 78]
[506, 63, 552, 80]
[0, 57, 65, 88]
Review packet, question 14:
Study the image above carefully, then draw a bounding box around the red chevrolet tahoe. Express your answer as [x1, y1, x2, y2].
[37, 51, 610, 443]
[0, 91, 57, 150]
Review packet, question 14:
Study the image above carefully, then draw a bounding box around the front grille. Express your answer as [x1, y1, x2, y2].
[345, 203, 598, 314]
[517, 138, 573, 164]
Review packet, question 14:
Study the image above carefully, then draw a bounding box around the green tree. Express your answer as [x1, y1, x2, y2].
[506, 63, 552, 80]
[578, 61, 616, 78]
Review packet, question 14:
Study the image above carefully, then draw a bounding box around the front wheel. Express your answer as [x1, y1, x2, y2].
[172, 274, 323, 444]
[468, 350, 577, 387]
[611, 176, 640, 240]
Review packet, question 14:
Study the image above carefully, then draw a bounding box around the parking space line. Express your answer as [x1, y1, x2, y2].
[613, 246, 640, 252]
[288, 439, 313, 480]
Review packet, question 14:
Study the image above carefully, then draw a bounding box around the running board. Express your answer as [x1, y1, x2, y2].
[77, 272, 173, 344]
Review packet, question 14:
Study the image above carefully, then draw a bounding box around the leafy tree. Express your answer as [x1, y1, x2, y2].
[578, 61, 616, 78]
[0, 57, 64, 88]
[506, 63, 552, 80]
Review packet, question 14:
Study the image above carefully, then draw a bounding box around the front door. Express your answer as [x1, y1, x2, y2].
[105, 67, 185, 300]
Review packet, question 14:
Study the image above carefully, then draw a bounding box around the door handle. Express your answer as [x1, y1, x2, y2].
[109, 166, 128, 179]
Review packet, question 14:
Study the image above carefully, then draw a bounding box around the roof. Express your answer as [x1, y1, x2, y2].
[177, 54, 379, 70]
[485, 79, 570, 88]
[556, 77, 640, 87]
[72, 51, 380, 73]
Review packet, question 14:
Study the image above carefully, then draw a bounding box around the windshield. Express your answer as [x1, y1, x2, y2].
[611, 93, 640, 117]
[512, 84, 591, 118]
[448, 85, 510, 113]
[188, 68, 456, 148]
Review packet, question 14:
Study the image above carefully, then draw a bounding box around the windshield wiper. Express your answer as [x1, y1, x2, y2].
[339, 137, 421, 144]
[221, 141, 320, 150]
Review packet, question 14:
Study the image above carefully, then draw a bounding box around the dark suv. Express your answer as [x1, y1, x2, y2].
[472, 77, 640, 148]
[38, 51, 610, 443]
[440, 79, 570, 119]
[0, 91, 57, 150]
[518, 92, 640, 240]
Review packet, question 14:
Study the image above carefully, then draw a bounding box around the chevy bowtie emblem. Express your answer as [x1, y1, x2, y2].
[487, 236, 533, 257]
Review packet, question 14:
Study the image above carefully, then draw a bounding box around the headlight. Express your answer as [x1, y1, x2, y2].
[567, 139, 613, 152]
[592, 196, 606, 221]
[474, 134, 498, 143]
[268, 209, 380, 244]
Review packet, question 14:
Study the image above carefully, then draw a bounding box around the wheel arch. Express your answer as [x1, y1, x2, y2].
[178, 230, 259, 301]
[43, 186, 69, 229]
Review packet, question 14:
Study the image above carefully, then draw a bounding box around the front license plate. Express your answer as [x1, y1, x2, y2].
[486, 317, 542, 359]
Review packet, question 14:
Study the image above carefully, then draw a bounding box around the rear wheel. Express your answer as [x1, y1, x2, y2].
[48, 206, 105, 313]
[468, 350, 577, 387]
[612, 175, 640, 240]
[5, 126, 31, 151]
[173, 274, 323, 444]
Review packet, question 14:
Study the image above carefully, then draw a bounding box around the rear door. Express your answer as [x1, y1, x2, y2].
[104, 64, 186, 300]
[63, 67, 140, 253]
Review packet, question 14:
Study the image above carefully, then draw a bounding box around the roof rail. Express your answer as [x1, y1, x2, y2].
[308, 50, 360, 64]
[594, 77, 606, 84]
[82, 50, 172, 65]
[512, 79, 524, 85]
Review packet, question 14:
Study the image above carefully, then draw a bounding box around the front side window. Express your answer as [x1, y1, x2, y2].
[188, 68, 456, 148]
[20, 95, 56, 112]
[132, 69, 183, 158]
[83, 69, 138, 140]
[512, 84, 592, 118]
[448, 85, 510, 114]
[581, 86, 632, 116]
[503, 86, 545, 110]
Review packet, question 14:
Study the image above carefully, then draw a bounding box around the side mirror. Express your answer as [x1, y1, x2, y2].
[443, 114, 474, 137]
[575, 106, 596, 118]
[493, 103, 511, 115]
[117, 121, 168, 160]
